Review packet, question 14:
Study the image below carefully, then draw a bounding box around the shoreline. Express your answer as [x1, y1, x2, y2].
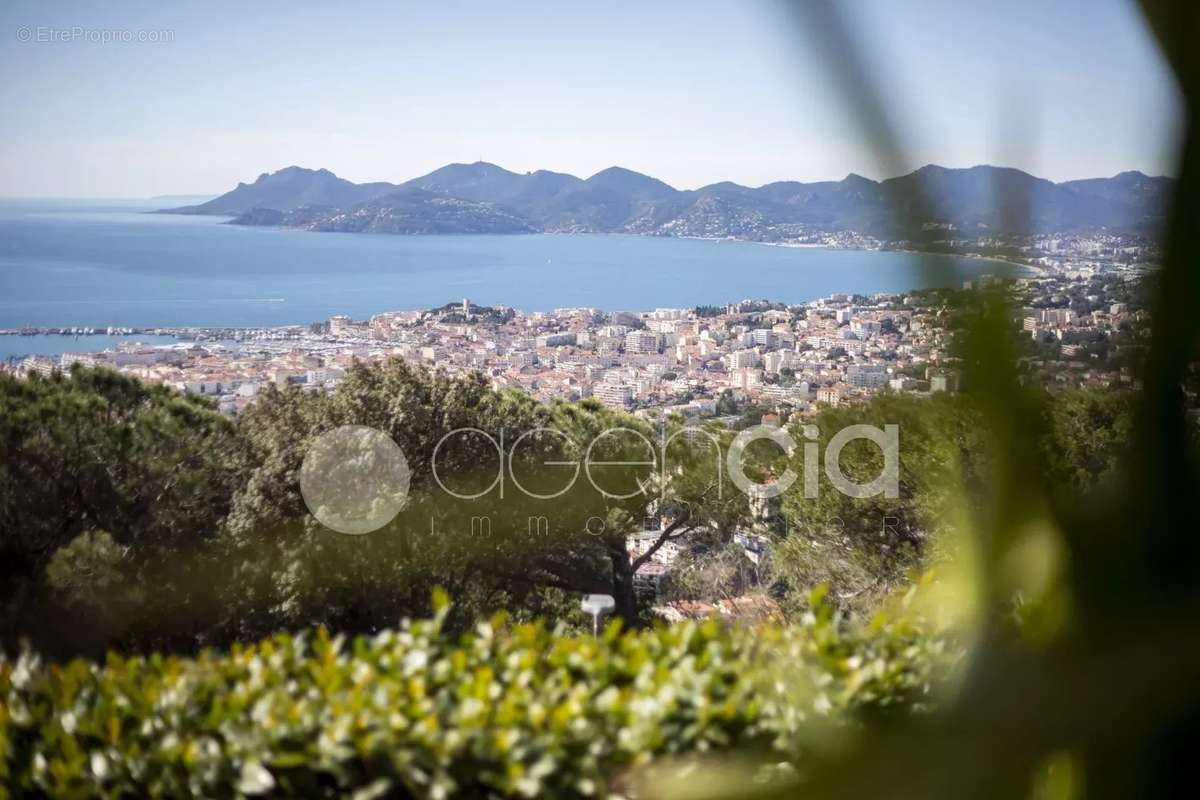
[0, 256, 1033, 340]
[5, 211, 1126, 333]
[177, 216, 1044, 267]
[892, 247, 1041, 273]
[667, 233, 1041, 271]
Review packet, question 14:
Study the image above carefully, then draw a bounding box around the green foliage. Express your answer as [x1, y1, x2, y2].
[0, 357, 758, 655]
[0, 593, 953, 799]
[776, 393, 989, 616]
[1039, 391, 1134, 494]
[663, 540, 761, 603]
[0, 367, 242, 656]
[222, 361, 661, 638]
[228, 358, 550, 538]
[773, 389, 1141, 620]
[715, 389, 738, 416]
[0, 357, 1146, 659]
[44, 531, 125, 610]
[0, 367, 239, 572]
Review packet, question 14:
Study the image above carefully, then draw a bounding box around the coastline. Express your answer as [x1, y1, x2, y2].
[3, 206, 1114, 334]
[147, 214, 1084, 277]
[635, 232, 1041, 275]
[892, 247, 1042, 275]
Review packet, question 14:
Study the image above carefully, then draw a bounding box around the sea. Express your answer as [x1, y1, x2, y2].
[0, 198, 1016, 358]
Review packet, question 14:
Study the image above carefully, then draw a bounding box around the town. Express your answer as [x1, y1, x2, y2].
[5, 246, 1152, 426]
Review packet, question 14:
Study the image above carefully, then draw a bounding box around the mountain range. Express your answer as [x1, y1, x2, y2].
[159, 162, 1174, 241]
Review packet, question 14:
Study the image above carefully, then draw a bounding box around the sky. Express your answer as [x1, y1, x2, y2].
[0, 0, 1184, 197]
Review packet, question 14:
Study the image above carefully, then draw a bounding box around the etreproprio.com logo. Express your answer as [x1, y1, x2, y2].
[15, 26, 175, 44]
[299, 423, 899, 535]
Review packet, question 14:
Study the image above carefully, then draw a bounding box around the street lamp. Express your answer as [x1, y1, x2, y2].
[580, 593, 615, 638]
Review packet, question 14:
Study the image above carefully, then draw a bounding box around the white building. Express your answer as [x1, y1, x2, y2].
[727, 349, 760, 370]
[751, 329, 776, 348]
[593, 382, 633, 407]
[624, 331, 660, 354]
[846, 364, 889, 388]
[536, 332, 576, 348]
[763, 350, 794, 374]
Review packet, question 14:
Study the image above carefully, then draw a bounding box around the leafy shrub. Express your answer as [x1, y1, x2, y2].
[0, 592, 953, 799]
[44, 532, 126, 610]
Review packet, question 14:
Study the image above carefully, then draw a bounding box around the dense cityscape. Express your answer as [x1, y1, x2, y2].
[4, 233, 1155, 422]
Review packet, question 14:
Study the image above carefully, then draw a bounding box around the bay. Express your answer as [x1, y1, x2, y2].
[0, 199, 1016, 330]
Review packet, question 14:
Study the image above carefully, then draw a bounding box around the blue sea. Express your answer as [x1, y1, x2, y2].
[0, 199, 1014, 330]
[0, 333, 182, 363]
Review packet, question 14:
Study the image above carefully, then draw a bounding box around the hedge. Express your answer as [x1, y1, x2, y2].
[0, 591, 953, 799]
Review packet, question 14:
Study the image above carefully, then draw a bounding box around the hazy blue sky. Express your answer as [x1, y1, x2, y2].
[0, 0, 1183, 197]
